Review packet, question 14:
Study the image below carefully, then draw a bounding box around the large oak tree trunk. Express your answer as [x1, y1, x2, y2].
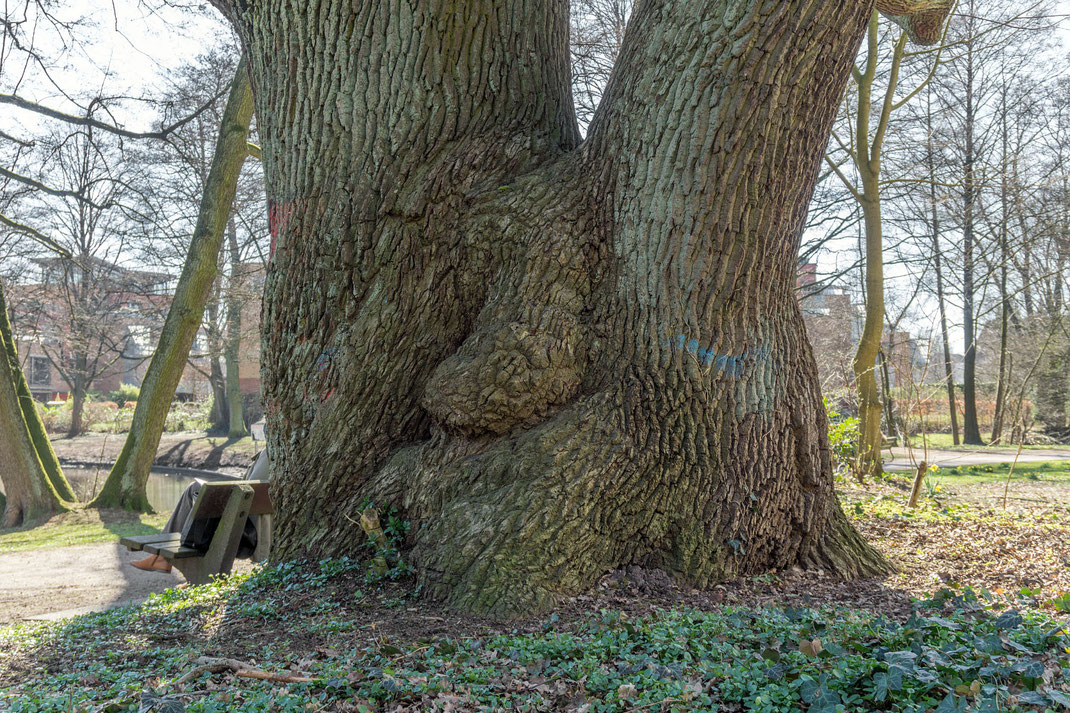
[221, 0, 948, 614]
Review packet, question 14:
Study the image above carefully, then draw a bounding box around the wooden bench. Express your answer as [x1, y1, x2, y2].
[120, 480, 273, 585]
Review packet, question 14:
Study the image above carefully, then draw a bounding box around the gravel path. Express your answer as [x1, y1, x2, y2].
[884, 447, 1070, 470]
[0, 543, 251, 624]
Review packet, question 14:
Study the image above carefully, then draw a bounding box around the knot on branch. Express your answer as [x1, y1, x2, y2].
[422, 185, 593, 437]
[876, 0, 954, 44]
[422, 316, 586, 436]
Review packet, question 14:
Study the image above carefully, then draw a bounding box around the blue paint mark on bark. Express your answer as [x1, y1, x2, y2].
[667, 335, 770, 377]
[316, 347, 336, 372]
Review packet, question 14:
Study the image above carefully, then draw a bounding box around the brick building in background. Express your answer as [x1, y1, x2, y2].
[796, 263, 932, 398]
[796, 262, 859, 394]
[5, 256, 264, 408]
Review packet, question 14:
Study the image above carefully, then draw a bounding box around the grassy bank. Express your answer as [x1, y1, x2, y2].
[906, 433, 1070, 451]
[0, 509, 168, 554]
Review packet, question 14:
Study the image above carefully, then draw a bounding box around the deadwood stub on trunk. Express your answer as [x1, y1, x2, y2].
[217, 0, 951, 614]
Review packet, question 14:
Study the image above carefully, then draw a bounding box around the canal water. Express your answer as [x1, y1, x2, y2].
[1, 466, 236, 513]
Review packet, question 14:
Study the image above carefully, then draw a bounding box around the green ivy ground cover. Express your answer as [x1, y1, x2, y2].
[1, 559, 1068, 713]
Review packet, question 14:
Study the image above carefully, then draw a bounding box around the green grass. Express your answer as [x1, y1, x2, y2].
[931, 460, 1070, 485]
[0, 509, 169, 554]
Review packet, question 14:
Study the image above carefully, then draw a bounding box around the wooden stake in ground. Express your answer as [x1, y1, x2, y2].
[1002, 441, 1026, 510]
[908, 460, 928, 509]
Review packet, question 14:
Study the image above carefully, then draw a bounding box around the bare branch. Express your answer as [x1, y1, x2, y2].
[0, 88, 228, 141]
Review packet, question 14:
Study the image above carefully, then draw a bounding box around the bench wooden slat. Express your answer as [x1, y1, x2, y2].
[119, 533, 181, 551]
[186, 481, 273, 519]
[145, 542, 202, 559]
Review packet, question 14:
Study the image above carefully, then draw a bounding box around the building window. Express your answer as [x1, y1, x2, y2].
[28, 356, 51, 386]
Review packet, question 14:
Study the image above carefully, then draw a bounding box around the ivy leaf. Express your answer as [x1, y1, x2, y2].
[1015, 691, 1048, 705]
[933, 692, 965, 713]
[761, 647, 781, 662]
[1010, 659, 1045, 679]
[871, 672, 889, 703]
[1048, 690, 1070, 708]
[993, 610, 1023, 630]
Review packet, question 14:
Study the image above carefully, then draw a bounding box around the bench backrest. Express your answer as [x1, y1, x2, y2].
[187, 480, 273, 521]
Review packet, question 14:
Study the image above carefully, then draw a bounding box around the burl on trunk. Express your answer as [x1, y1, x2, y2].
[214, 0, 951, 613]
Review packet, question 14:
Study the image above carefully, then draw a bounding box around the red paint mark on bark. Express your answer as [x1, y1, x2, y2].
[268, 199, 297, 258]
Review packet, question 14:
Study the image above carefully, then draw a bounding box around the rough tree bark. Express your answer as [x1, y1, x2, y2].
[0, 280, 69, 526]
[91, 59, 254, 510]
[217, 0, 950, 614]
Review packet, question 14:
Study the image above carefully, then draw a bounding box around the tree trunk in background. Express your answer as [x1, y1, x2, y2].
[925, 89, 960, 446]
[879, 347, 897, 441]
[854, 161, 887, 478]
[220, 0, 948, 614]
[837, 13, 914, 480]
[1, 290, 75, 501]
[961, 42, 983, 445]
[225, 217, 248, 439]
[0, 281, 69, 526]
[991, 95, 1011, 444]
[67, 365, 86, 437]
[91, 60, 254, 510]
[208, 349, 228, 432]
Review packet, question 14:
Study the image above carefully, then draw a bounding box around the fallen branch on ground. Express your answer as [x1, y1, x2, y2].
[174, 656, 317, 687]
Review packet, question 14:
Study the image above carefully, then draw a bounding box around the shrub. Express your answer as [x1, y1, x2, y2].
[37, 400, 70, 433]
[825, 398, 859, 476]
[163, 400, 212, 432]
[106, 383, 140, 405]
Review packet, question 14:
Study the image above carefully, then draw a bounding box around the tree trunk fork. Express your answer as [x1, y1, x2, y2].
[211, 0, 952, 614]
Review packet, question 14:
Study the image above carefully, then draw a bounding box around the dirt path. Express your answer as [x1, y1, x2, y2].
[0, 543, 251, 624]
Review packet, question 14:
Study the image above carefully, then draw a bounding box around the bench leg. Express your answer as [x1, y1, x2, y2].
[252, 514, 272, 563]
[175, 485, 254, 585]
[175, 559, 212, 586]
[205, 485, 254, 578]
